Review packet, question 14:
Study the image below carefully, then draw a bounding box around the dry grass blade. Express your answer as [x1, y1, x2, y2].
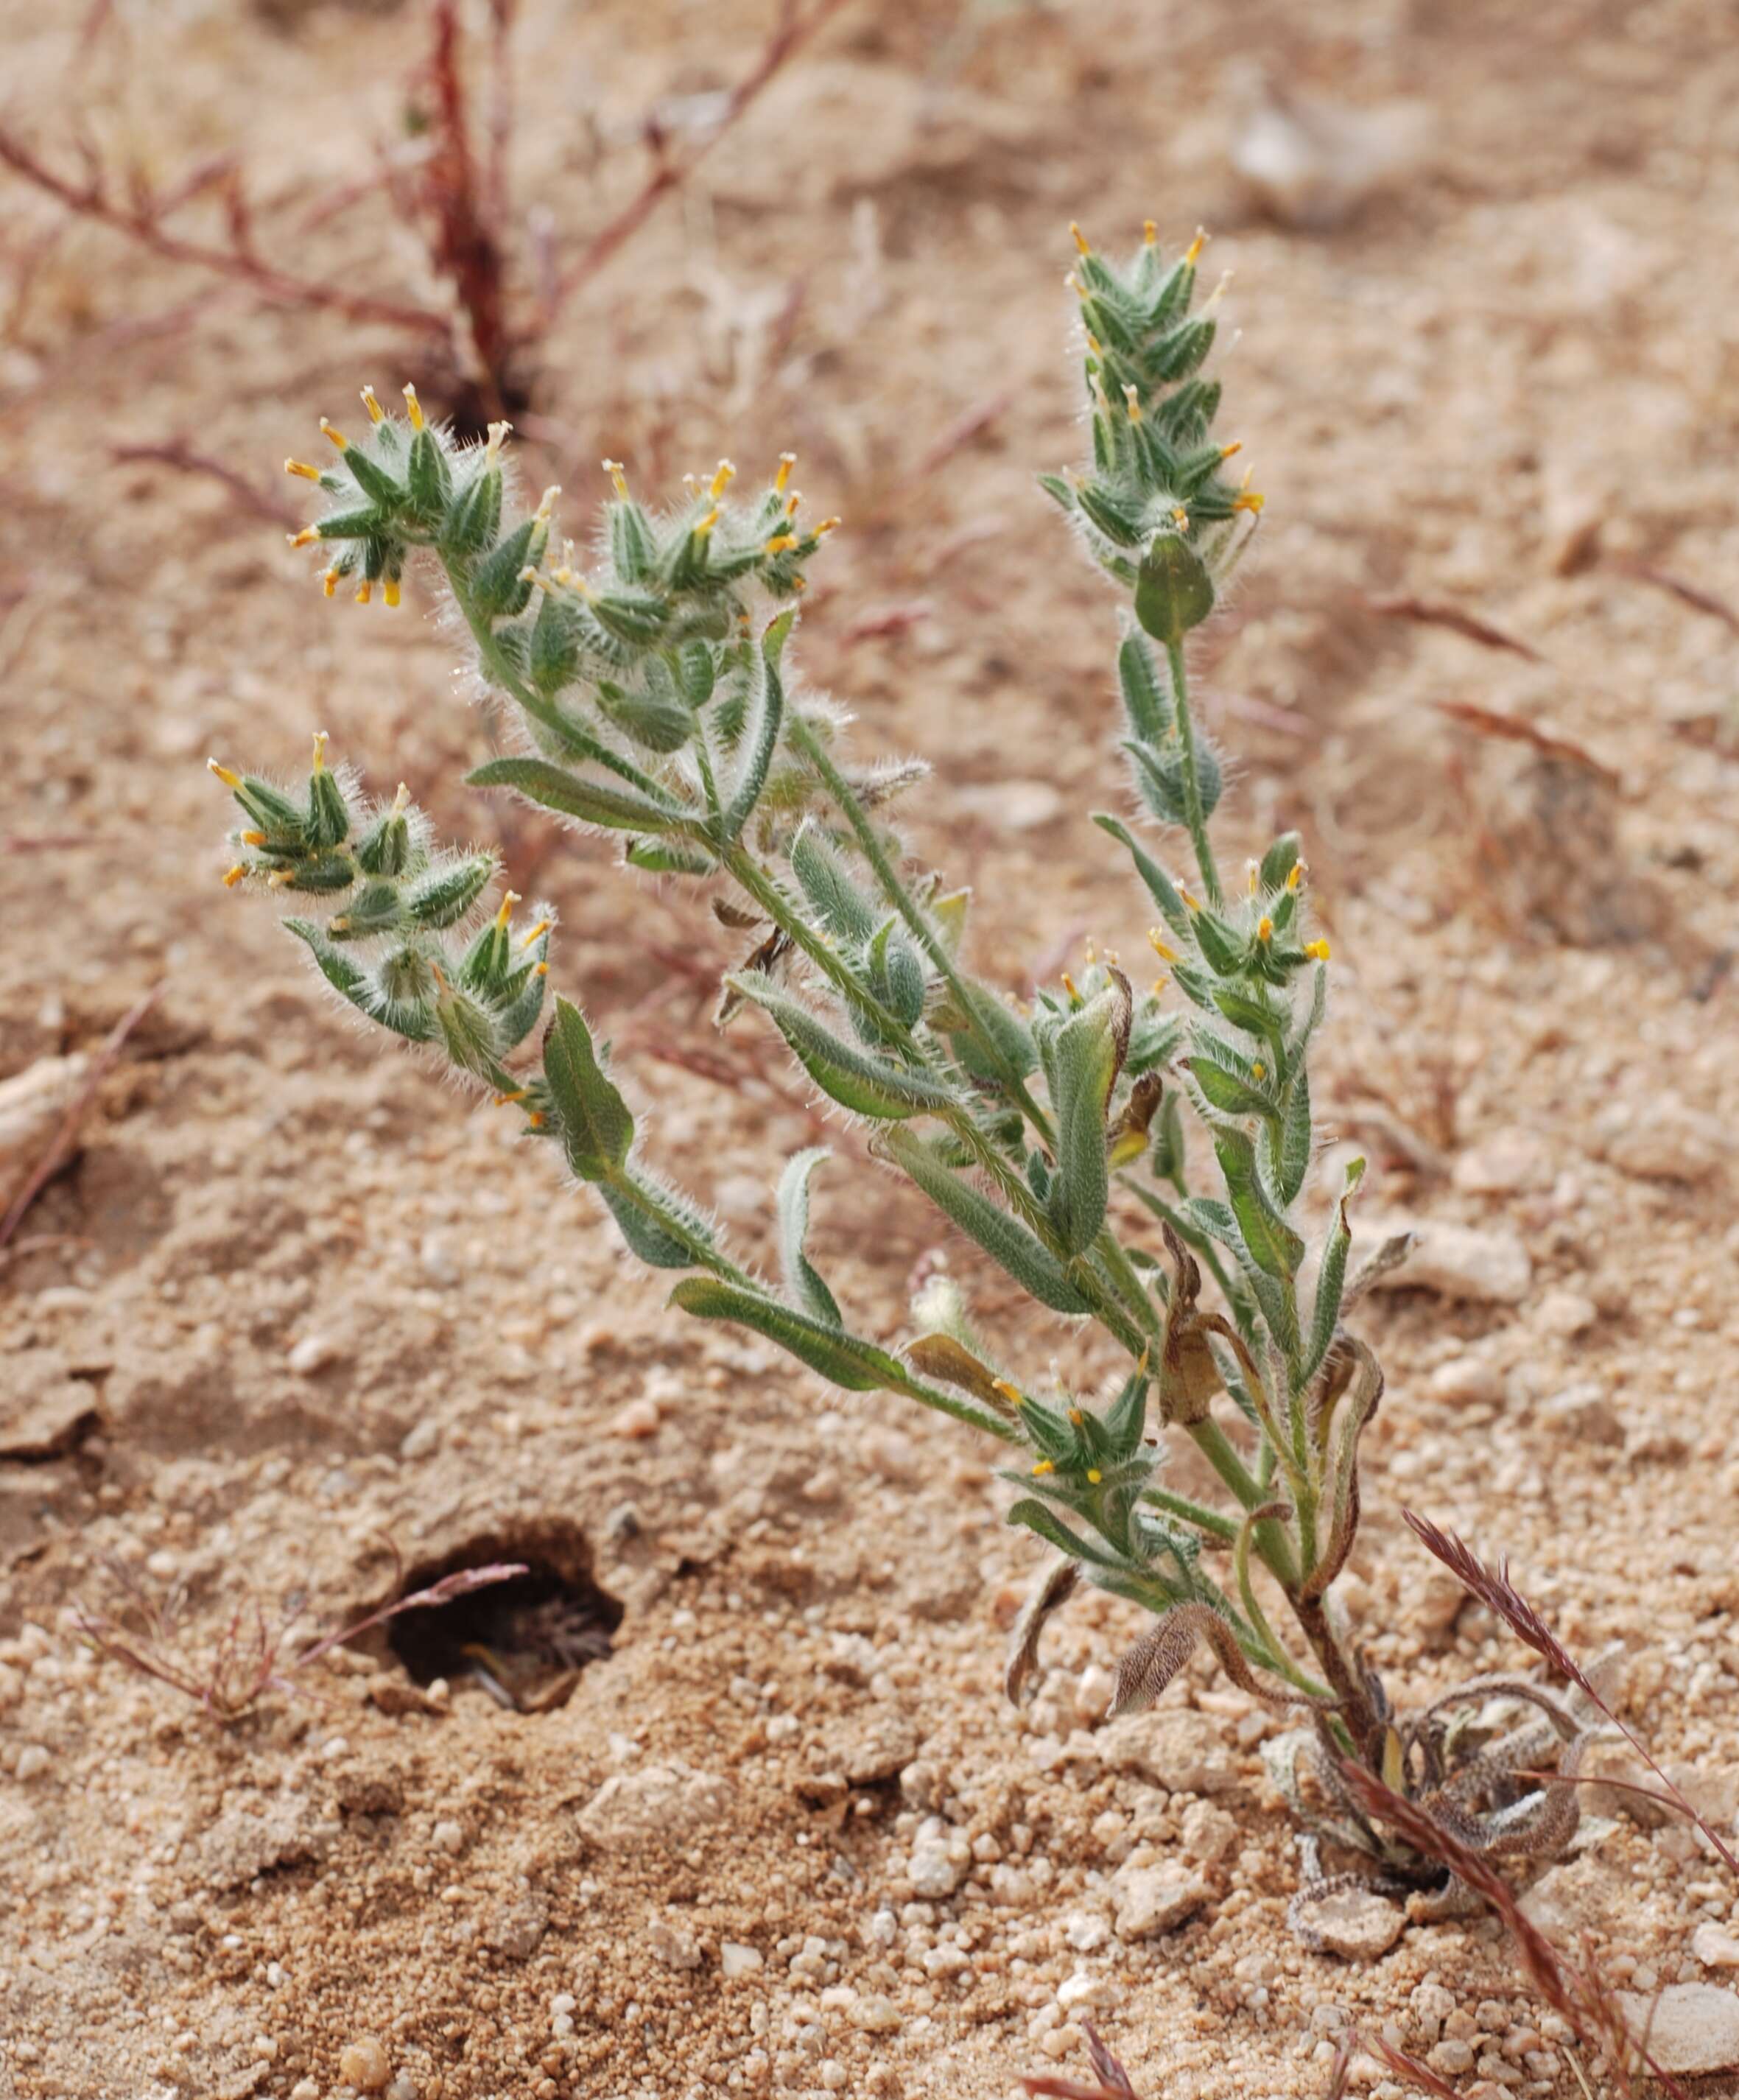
[1355, 2031, 1469, 2099]
[1022, 2019, 1139, 2100]
[1365, 592, 1544, 661]
[0, 983, 161, 1249]
[1338, 1758, 1686, 2099]
[1431, 699, 1618, 787]
[1404, 1509, 1739, 1876]
[1603, 555, 1739, 637]
[75, 1560, 528, 1721]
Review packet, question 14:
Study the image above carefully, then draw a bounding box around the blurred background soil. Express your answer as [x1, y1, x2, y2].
[2, 1, 1738, 2096]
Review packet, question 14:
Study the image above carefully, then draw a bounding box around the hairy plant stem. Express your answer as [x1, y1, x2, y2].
[1165, 640, 1220, 907]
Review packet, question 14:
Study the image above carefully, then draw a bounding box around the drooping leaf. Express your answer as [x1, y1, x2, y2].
[470, 756, 681, 834]
[777, 1148, 843, 1328]
[877, 1128, 1092, 1316]
[670, 1277, 904, 1393]
[729, 975, 956, 1120]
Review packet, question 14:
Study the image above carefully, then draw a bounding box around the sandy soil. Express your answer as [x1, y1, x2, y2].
[3, 1, 1739, 2096]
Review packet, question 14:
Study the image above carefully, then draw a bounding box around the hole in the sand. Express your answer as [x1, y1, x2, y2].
[384, 1521, 622, 1714]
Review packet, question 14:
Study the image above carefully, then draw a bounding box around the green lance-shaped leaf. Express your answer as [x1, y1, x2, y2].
[1117, 631, 1172, 743]
[788, 820, 878, 944]
[1124, 735, 1224, 828]
[600, 1183, 701, 1270]
[877, 1128, 1092, 1316]
[1272, 1065, 1313, 1207]
[1259, 830, 1303, 891]
[777, 1148, 843, 1329]
[1092, 814, 1190, 941]
[1005, 1497, 1121, 1571]
[1301, 1156, 1364, 1391]
[406, 854, 496, 930]
[541, 997, 633, 1182]
[1134, 536, 1215, 646]
[670, 1278, 906, 1394]
[469, 756, 684, 835]
[1046, 972, 1131, 1256]
[1186, 1050, 1279, 1125]
[729, 975, 957, 1121]
[716, 619, 789, 840]
[1212, 1125, 1304, 1282]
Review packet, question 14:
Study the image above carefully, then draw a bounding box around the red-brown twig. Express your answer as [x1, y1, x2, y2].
[1022, 2022, 1138, 2100]
[1404, 1509, 1739, 1878]
[419, 0, 511, 393]
[537, 0, 854, 328]
[0, 984, 161, 1250]
[0, 126, 452, 341]
[109, 440, 301, 527]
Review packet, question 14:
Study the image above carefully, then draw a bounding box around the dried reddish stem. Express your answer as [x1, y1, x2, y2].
[109, 440, 301, 527]
[0, 125, 453, 340]
[537, 0, 854, 328]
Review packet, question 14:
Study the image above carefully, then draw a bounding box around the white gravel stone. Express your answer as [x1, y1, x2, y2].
[1361, 1216, 1531, 1304]
[907, 1830, 970, 1899]
[1695, 1925, 1739, 1970]
[14, 1743, 50, 1781]
[287, 1332, 341, 1375]
[577, 1761, 731, 1850]
[720, 1942, 763, 1979]
[1098, 1709, 1237, 1794]
[1296, 1887, 1405, 1960]
[1111, 1864, 1210, 1940]
[1615, 1984, 1739, 2073]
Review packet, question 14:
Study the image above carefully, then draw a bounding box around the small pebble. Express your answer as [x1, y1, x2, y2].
[288, 1332, 341, 1376]
[15, 1744, 50, 1781]
[339, 2035, 392, 2092]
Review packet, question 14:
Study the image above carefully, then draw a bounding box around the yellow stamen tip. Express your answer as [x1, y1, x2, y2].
[401, 383, 425, 431]
[285, 459, 322, 481]
[534, 961, 549, 977]
[992, 1379, 1023, 1405]
[319, 418, 348, 451]
[1180, 885, 1200, 913]
[521, 918, 552, 947]
[207, 758, 242, 790]
[267, 868, 296, 890]
[289, 526, 319, 549]
[1123, 384, 1142, 423]
[1257, 916, 1273, 944]
[390, 782, 411, 816]
[354, 580, 372, 605]
[695, 508, 720, 538]
[1232, 491, 1265, 515]
[784, 492, 801, 516]
[240, 829, 264, 846]
[816, 516, 840, 535]
[1147, 928, 1178, 963]
[384, 579, 401, 608]
[1171, 508, 1190, 531]
[602, 458, 628, 497]
[1060, 972, 1079, 1000]
[1306, 939, 1331, 963]
[323, 568, 340, 597]
[493, 1089, 529, 1108]
[494, 889, 521, 930]
[360, 384, 384, 424]
[311, 730, 329, 773]
[775, 452, 797, 493]
[1184, 229, 1206, 266]
[1070, 221, 1091, 255]
[1143, 219, 1157, 245]
[222, 863, 246, 888]
[1251, 1063, 1266, 1081]
[1286, 862, 1305, 892]
[1067, 1408, 1084, 1427]
[764, 533, 798, 555]
[710, 459, 736, 499]
[1086, 1469, 1103, 1485]
[1220, 440, 1243, 460]
[1032, 1459, 1055, 1477]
